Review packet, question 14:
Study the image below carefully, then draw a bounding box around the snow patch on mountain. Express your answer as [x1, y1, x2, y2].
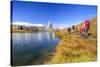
[12, 22, 45, 27]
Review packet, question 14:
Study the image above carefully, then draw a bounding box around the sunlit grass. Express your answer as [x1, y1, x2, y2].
[47, 17, 97, 64]
[48, 35, 97, 64]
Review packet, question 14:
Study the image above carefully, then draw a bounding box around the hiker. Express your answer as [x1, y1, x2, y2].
[84, 20, 90, 33]
[67, 27, 71, 34]
[79, 27, 84, 36]
[71, 25, 75, 33]
[80, 20, 90, 38]
[75, 27, 78, 32]
[72, 25, 78, 33]
[72, 25, 75, 30]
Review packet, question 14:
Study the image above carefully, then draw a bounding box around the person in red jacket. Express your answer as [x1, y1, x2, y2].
[80, 27, 83, 34]
[79, 27, 84, 37]
[84, 20, 90, 33]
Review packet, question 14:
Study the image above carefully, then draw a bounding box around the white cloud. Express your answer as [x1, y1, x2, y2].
[53, 22, 80, 29]
[12, 22, 45, 27]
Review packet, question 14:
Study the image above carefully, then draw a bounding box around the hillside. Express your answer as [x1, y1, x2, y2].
[11, 25, 46, 33]
[46, 17, 97, 64]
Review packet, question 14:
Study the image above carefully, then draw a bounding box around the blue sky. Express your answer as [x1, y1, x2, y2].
[11, 1, 97, 27]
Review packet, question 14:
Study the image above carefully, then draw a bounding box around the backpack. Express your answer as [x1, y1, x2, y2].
[85, 20, 90, 29]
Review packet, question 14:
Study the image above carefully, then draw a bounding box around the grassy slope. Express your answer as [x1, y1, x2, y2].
[47, 17, 97, 64]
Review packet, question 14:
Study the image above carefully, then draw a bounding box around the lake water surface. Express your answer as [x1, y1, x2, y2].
[12, 32, 60, 66]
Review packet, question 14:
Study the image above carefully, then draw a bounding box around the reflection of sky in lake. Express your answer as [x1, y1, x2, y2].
[12, 32, 60, 65]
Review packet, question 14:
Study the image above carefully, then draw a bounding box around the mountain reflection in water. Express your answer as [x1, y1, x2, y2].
[12, 32, 60, 66]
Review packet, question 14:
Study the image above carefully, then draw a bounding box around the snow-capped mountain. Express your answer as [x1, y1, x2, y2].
[12, 22, 45, 27]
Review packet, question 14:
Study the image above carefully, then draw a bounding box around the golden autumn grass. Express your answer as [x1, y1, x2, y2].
[46, 17, 97, 64]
